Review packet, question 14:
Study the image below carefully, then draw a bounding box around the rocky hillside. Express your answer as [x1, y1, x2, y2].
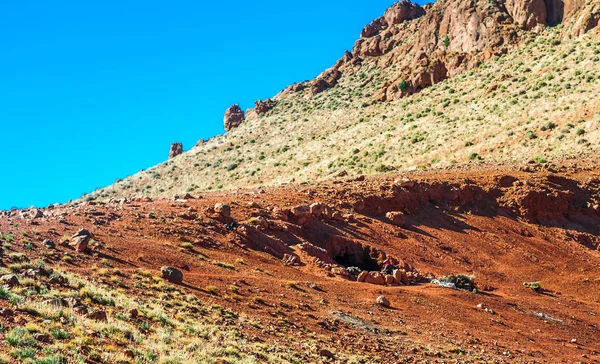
[2, 163, 600, 362]
[87, 0, 600, 201]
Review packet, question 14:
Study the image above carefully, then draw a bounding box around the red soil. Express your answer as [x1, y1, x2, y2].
[1, 162, 599, 362]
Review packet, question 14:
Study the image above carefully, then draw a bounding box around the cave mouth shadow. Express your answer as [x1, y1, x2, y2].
[333, 246, 381, 272]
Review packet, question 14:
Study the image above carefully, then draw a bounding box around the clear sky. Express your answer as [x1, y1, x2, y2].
[0, 1, 426, 209]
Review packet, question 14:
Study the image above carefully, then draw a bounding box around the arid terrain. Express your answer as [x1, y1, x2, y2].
[1, 160, 600, 362]
[2, 0, 600, 362]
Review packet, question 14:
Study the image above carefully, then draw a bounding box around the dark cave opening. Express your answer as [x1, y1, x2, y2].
[333, 247, 381, 271]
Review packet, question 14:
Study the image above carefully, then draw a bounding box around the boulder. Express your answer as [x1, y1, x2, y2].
[386, 211, 406, 227]
[309, 202, 328, 217]
[376, 295, 391, 307]
[224, 104, 245, 131]
[73, 236, 90, 252]
[72, 229, 92, 239]
[290, 204, 311, 224]
[29, 209, 43, 219]
[168, 142, 183, 159]
[385, 275, 395, 285]
[214, 203, 231, 218]
[161, 266, 183, 284]
[357, 270, 369, 282]
[364, 271, 386, 285]
[393, 269, 410, 285]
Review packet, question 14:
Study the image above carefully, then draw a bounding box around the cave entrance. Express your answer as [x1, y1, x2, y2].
[333, 246, 381, 271]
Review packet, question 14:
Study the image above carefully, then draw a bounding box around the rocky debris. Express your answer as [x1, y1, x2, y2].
[84, 310, 108, 322]
[214, 203, 231, 218]
[43, 239, 55, 249]
[283, 254, 300, 266]
[161, 266, 183, 284]
[377, 295, 391, 307]
[224, 104, 245, 131]
[168, 142, 183, 159]
[386, 211, 406, 227]
[297, 243, 337, 266]
[71, 229, 92, 252]
[0, 274, 19, 287]
[357, 271, 369, 283]
[331, 267, 349, 277]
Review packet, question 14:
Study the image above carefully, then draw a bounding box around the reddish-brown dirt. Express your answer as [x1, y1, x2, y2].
[2, 161, 600, 362]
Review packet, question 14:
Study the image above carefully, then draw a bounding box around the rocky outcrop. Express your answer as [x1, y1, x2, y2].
[255, 99, 277, 114]
[310, 68, 342, 95]
[505, 0, 547, 30]
[384, 0, 426, 26]
[224, 105, 245, 131]
[246, 99, 278, 121]
[169, 142, 183, 159]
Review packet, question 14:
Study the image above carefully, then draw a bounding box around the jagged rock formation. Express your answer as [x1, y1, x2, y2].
[224, 104, 245, 131]
[297, 0, 599, 101]
[246, 99, 278, 121]
[168, 142, 183, 159]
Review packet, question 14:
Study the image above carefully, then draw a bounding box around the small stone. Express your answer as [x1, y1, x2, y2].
[0, 274, 19, 287]
[129, 308, 139, 319]
[73, 306, 89, 315]
[319, 349, 335, 358]
[43, 239, 55, 249]
[123, 349, 135, 359]
[377, 296, 391, 307]
[34, 333, 52, 343]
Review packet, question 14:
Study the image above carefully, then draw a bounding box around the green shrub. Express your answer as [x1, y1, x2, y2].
[398, 80, 409, 92]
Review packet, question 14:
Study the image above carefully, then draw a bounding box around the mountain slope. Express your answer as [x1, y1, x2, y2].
[86, 0, 600, 202]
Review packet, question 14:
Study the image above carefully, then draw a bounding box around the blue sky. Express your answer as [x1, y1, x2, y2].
[0, 1, 425, 209]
